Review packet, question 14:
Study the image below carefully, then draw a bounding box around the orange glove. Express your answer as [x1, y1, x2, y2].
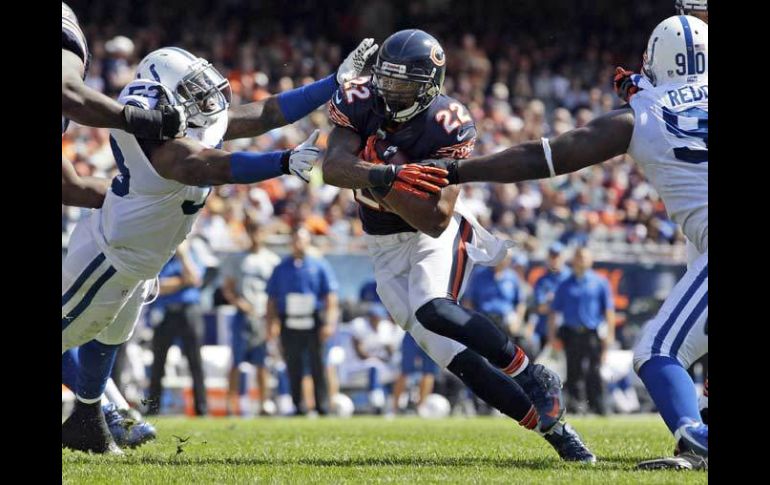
[389, 164, 449, 199]
[613, 66, 640, 102]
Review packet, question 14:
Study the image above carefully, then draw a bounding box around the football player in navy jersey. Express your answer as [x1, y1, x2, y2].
[323, 29, 594, 462]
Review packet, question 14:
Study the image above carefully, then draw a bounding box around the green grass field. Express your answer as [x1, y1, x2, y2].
[62, 415, 707, 484]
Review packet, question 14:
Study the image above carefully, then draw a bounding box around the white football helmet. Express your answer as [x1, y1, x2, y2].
[642, 15, 708, 87]
[136, 47, 231, 129]
[675, 0, 707, 15]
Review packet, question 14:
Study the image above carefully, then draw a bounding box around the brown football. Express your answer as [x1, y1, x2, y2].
[364, 137, 441, 217]
[373, 137, 410, 166]
[359, 136, 413, 211]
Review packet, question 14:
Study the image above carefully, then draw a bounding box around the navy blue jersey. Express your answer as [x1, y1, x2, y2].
[328, 77, 476, 235]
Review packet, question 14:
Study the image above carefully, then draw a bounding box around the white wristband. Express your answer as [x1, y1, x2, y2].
[541, 137, 556, 177]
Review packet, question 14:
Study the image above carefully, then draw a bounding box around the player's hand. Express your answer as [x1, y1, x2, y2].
[388, 164, 449, 200]
[613, 66, 640, 103]
[122, 104, 187, 140]
[161, 105, 188, 139]
[337, 38, 379, 85]
[283, 129, 320, 183]
[416, 158, 458, 185]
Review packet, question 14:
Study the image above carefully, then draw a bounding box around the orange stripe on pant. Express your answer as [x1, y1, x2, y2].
[501, 347, 527, 376]
[450, 219, 473, 300]
[518, 405, 539, 429]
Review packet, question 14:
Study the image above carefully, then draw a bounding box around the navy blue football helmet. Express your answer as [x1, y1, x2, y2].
[371, 29, 446, 122]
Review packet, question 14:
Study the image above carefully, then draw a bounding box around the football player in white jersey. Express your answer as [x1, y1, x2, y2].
[61, 41, 377, 454]
[421, 15, 708, 469]
[62, 1, 187, 449]
[614, 0, 710, 431]
[62, 2, 187, 207]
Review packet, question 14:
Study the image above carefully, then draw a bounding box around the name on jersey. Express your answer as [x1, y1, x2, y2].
[667, 85, 708, 107]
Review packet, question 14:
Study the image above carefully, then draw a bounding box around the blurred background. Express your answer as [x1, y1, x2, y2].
[62, 0, 705, 419]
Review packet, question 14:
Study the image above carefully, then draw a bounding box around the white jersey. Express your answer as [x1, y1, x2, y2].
[349, 317, 404, 362]
[221, 248, 281, 318]
[627, 81, 708, 253]
[90, 80, 228, 280]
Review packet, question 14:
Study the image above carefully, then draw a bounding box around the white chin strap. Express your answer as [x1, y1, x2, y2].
[389, 102, 422, 122]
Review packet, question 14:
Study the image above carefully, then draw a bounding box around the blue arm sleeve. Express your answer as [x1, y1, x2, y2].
[230, 151, 286, 183]
[276, 74, 338, 124]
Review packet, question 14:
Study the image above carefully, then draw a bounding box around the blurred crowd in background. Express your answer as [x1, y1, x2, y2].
[63, 0, 701, 418]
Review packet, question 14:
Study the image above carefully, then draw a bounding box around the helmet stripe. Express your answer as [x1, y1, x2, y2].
[678, 15, 696, 75]
[149, 64, 161, 82]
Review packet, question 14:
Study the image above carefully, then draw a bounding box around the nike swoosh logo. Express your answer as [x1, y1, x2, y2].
[546, 399, 561, 418]
[456, 128, 473, 142]
[334, 92, 342, 104]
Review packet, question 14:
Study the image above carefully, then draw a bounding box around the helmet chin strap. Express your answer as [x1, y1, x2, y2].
[387, 88, 439, 122]
[389, 102, 422, 122]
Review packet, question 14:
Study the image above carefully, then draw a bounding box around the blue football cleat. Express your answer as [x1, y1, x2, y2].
[543, 422, 596, 463]
[516, 364, 565, 433]
[103, 403, 157, 449]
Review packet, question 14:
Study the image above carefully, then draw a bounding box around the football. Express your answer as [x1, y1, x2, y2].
[360, 135, 411, 166]
[360, 136, 415, 211]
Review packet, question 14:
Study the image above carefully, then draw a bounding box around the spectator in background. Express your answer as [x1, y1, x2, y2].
[357, 279, 440, 415]
[347, 304, 403, 414]
[549, 247, 615, 415]
[530, 242, 571, 356]
[64, 1, 688, 257]
[146, 242, 207, 416]
[221, 220, 281, 416]
[464, 253, 529, 354]
[359, 279, 379, 305]
[266, 227, 340, 415]
[103, 35, 136, 96]
[511, 253, 532, 329]
[392, 332, 440, 416]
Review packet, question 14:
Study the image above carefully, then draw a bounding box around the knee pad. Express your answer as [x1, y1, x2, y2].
[415, 298, 469, 335]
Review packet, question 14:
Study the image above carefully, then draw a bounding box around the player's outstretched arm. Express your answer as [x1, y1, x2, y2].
[430, 108, 635, 185]
[151, 130, 319, 186]
[61, 158, 109, 208]
[224, 39, 378, 141]
[62, 50, 185, 139]
[323, 126, 446, 198]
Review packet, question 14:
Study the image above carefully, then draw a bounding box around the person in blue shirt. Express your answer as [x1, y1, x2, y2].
[530, 242, 572, 356]
[464, 253, 526, 347]
[146, 241, 207, 416]
[359, 280, 379, 304]
[549, 247, 615, 415]
[266, 227, 339, 415]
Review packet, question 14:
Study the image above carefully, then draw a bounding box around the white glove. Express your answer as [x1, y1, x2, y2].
[337, 38, 379, 85]
[286, 129, 320, 183]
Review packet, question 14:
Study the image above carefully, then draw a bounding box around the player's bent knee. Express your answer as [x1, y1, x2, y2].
[414, 297, 462, 334]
